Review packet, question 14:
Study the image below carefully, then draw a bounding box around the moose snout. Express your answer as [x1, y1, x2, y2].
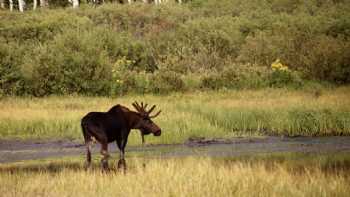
[154, 129, 161, 136]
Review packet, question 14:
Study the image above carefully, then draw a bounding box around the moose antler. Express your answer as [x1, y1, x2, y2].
[147, 105, 156, 114]
[132, 102, 142, 113]
[132, 101, 161, 118]
[149, 109, 161, 118]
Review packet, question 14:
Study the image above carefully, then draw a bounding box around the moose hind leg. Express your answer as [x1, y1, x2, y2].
[82, 125, 93, 168]
[86, 140, 92, 167]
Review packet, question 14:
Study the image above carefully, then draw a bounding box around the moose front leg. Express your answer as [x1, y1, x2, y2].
[116, 139, 127, 171]
[117, 158, 127, 172]
[100, 143, 110, 170]
[116, 139, 126, 160]
[116, 131, 130, 171]
[141, 132, 145, 144]
[117, 131, 130, 160]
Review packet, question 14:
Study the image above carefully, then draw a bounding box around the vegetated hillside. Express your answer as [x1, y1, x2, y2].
[1, 0, 349, 96]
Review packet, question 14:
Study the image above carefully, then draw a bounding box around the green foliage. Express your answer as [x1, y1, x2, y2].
[149, 70, 185, 94]
[26, 28, 113, 96]
[152, 16, 245, 72]
[111, 69, 185, 95]
[268, 59, 303, 88]
[1, 0, 350, 96]
[200, 64, 270, 90]
[0, 11, 92, 42]
[0, 42, 25, 96]
[288, 109, 348, 136]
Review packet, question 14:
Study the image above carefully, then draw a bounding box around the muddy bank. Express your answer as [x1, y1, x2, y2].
[1, 136, 350, 163]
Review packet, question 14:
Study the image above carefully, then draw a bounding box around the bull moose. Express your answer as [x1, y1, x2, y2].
[81, 101, 161, 169]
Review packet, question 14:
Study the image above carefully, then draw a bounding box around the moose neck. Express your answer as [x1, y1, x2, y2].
[126, 111, 144, 130]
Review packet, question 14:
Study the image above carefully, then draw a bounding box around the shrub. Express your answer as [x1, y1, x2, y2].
[200, 64, 270, 90]
[151, 16, 245, 72]
[269, 59, 303, 88]
[81, 3, 193, 37]
[111, 70, 185, 95]
[149, 70, 185, 94]
[0, 42, 25, 95]
[13, 26, 157, 96]
[0, 11, 92, 42]
[28, 28, 113, 96]
[301, 35, 350, 84]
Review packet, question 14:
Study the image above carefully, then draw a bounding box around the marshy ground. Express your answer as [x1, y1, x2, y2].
[0, 89, 349, 196]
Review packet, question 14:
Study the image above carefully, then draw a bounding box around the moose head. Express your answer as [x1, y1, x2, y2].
[132, 101, 162, 136]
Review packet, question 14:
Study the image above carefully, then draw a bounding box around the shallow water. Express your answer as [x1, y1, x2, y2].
[1, 136, 350, 163]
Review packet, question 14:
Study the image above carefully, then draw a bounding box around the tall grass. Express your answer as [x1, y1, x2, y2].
[0, 154, 349, 197]
[0, 88, 349, 144]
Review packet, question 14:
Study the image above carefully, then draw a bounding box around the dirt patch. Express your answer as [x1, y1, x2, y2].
[1, 136, 350, 163]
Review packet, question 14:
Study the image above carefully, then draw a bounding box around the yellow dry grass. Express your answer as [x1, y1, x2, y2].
[0, 157, 349, 197]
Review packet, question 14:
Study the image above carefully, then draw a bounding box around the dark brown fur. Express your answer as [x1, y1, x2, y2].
[81, 102, 161, 169]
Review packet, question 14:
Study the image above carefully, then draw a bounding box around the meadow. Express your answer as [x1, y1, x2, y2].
[0, 87, 349, 145]
[1, 1, 350, 196]
[0, 153, 349, 197]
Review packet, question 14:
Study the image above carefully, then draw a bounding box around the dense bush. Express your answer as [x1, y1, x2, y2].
[27, 29, 112, 96]
[0, 0, 349, 96]
[0, 43, 25, 96]
[149, 70, 185, 94]
[0, 11, 92, 43]
[110, 69, 185, 95]
[151, 16, 245, 72]
[200, 64, 271, 90]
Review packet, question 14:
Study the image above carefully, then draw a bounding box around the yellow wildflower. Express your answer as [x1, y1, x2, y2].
[271, 59, 289, 71]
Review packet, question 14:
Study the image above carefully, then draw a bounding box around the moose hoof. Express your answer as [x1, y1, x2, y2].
[85, 162, 92, 170]
[117, 159, 127, 171]
[101, 159, 109, 170]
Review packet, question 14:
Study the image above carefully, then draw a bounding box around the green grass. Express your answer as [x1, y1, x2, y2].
[0, 153, 350, 197]
[0, 88, 349, 144]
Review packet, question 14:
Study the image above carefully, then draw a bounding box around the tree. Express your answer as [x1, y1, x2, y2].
[72, 0, 79, 8]
[33, 0, 37, 10]
[9, 0, 13, 11]
[0, 0, 5, 9]
[18, 0, 25, 12]
[40, 0, 48, 8]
